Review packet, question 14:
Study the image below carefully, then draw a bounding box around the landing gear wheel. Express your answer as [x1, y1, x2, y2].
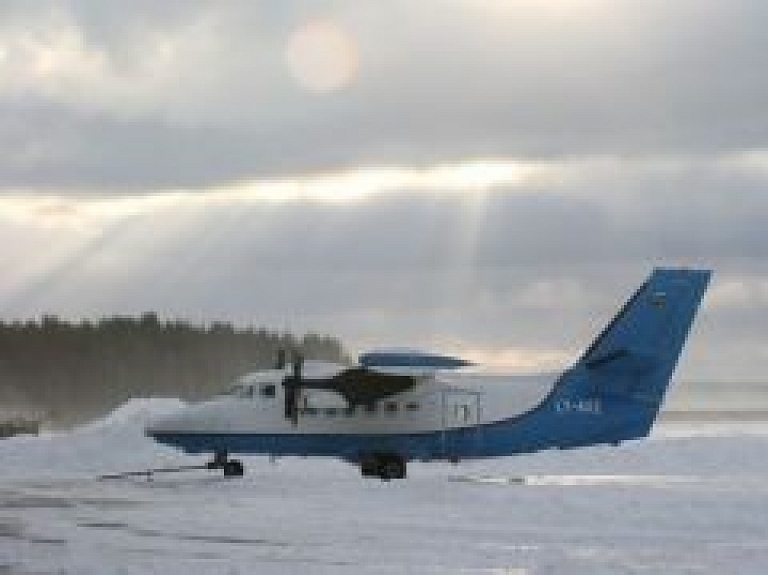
[223, 459, 244, 477]
[359, 453, 406, 481]
[360, 455, 379, 478]
[379, 456, 406, 481]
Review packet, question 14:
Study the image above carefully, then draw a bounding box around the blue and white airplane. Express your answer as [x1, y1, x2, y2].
[145, 268, 711, 480]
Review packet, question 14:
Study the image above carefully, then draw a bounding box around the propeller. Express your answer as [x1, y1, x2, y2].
[275, 348, 286, 370]
[282, 351, 303, 425]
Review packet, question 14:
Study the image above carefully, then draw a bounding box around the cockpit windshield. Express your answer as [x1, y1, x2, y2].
[222, 369, 283, 398]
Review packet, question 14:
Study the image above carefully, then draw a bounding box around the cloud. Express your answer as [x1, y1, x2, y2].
[0, 1, 767, 381]
[1, 1, 768, 190]
[2, 153, 768, 379]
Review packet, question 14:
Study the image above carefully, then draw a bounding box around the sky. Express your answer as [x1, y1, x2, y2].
[1, 0, 767, 381]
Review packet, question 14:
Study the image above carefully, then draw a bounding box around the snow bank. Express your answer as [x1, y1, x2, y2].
[0, 397, 190, 479]
[81, 397, 187, 431]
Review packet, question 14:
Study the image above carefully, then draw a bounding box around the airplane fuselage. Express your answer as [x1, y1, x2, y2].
[147, 363, 650, 462]
[145, 268, 712, 479]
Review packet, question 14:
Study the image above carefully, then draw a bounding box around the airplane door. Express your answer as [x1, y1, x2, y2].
[440, 390, 481, 459]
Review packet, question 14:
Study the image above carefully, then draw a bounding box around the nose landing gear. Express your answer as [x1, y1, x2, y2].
[207, 450, 245, 477]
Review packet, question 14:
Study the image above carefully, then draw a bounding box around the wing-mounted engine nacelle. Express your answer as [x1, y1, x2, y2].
[279, 350, 450, 423]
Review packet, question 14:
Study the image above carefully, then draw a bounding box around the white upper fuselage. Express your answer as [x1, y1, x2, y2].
[147, 360, 560, 437]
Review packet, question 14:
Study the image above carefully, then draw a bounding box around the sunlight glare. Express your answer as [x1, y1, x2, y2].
[285, 20, 359, 93]
[216, 160, 542, 204]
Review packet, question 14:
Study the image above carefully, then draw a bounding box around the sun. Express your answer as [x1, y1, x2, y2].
[285, 20, 359, 94]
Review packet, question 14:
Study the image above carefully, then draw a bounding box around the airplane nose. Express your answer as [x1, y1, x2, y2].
[139, 399, 191, 438]
[144, 418, 161, 437]
[144, 402, 202, 437]
[144, 412, 181, 437]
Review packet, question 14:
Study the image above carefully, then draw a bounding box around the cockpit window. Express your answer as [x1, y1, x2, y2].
[224, 384, 253, 398]
[260, 384, 276, 398]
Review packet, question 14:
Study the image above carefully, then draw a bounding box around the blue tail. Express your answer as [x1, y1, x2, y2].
[555, 268, 711, 440]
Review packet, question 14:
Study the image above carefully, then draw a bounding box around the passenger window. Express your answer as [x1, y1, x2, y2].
[385, 402, 398, 414]
[406, 402, 420, 412]
[324, 408, 338, 417]
[303, 407, 318, 416]
[364, 403, 377, 415]
[455, 404, 471, 421]
[260, 384, 276, 398]
[343, 406, 356, 417]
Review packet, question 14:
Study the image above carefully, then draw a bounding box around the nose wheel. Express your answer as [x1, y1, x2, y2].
[207, 451, 245, 477]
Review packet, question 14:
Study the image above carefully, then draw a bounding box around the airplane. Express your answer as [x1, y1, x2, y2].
[145, 268, 711, 480]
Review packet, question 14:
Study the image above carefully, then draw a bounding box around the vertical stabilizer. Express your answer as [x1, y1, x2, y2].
[569, 268, 711, 432]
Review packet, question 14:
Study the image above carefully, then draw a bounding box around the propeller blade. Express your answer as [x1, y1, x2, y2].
[292, 352, 303, 380]
[275, 349, 286, 370]
[282, 350, 304, 426]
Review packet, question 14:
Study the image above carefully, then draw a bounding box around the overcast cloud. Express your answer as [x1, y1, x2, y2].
[1, 1, 767, 381]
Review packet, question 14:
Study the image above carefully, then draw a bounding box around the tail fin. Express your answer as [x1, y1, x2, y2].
[573, 268, 711, 430]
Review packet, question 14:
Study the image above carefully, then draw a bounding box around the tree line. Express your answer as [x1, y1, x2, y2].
[0, 313, 347, 427]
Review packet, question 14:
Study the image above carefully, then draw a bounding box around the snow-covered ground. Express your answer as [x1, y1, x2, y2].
[1, 399, 767, 574]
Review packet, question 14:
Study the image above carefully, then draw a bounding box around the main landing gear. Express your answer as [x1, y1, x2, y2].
[359, 452, 407, 481]
[207, 450, 245, 477]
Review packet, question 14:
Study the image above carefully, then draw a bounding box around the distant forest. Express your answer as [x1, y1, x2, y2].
[0, 313, 347, 427]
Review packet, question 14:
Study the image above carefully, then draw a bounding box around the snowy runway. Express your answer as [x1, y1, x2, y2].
[1, 400, 767, 574]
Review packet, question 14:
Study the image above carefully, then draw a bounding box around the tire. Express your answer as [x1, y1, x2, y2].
[223, 459, 244, 477]
[360, 453, 406, 480]
[359, 455, 379, 477]
[379, 456, 406, 481]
